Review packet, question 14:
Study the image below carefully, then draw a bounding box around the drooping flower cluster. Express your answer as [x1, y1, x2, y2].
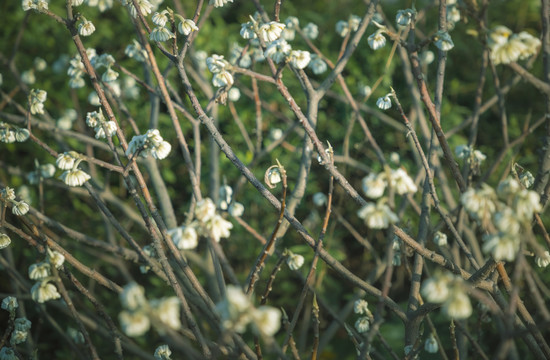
[335, 14, 362, 37]
[1, 186, 31, 218]
[446, 1, 461, 29]
[308, 54, 327, 74]
[357, 167, 417, 229]
[265, 39, 292, 64]
[126, 129, 172, 160]
[29, 248, 65, 303]
[150, 9, 175, 42]
[22, 0, 49, 11]
[56, 151, 92, 187]
[353, 299, 373, 333]
[434, 31, 454, 51]
[421, 271, 472, 319]
[259, 21, 286, 42]
[238, 15, 317, 72]
[284, 249, 304, 270]
[175, 15, 198, 36]
[154, 345, 172, 360]
[91, 53, 119, 83]
[462, 177, 542, 262]
[217, 184, 244, 217]
[26, 159, 55, 185]
[0, 122, 29, 144]
[122, 0, 156, 18]
[216, 285, 281, 336]
[433, 231, 448, 246]
[368, 21, 387, 50]
[168, 196, 235, 251]
[376, 94, 392, 110]
[289, 50, 311, 69]
[396, 9, 415, 27]
[424, 333, 438, 354]
[488, 26, 541, 65]
[125, 39, 148, 62]
[118, 282, 182, 337]
[455, 144, 486, 172]
[20, 57, 47, 85]
[67, 48, 97, 89]
[57, 108, 78, 130]
[78, 17, 96, 37]
[82, 0, 114, 12]
[0, 298, 32, 347]
[29, 89, 47, 115]
[206, 54, 234, 88]
[209, 0, 233, 8]
[86, 108, 117, 139]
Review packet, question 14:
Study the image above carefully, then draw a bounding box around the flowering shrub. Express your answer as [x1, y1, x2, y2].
[0, 0, 549, 358]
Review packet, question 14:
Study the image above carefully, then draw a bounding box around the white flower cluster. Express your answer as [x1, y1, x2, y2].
[0, 233, 11, 250]
[175, 15, 198, 36]
[424, 333, 438, 354]
[283, 249, 304, 270]
[446, 1, 461, 29]
[519, 169, 535, 188]
[218, 184, 244, 216]
[462, 177, 542, 261]
[91, 53, 119, 83]
[78, 17, 95, 37]
[57, 108, 78, 130]
[118, 282, 182, 337]
[455, 144, 486, 168]
[29, 248, 65, 303]
[150, 9, 175, 42]
[56, 151, 91, 187]
[29, 89, 47, 115]
[126, 129, 172, 160]
[265, 39, 292, 64]
[376, 94, 392, 110]
[368, 21, 387, 51]
[67, 48, 97, 89]
[357, 168, 417, 229]
[396, 9, 415, 27]
[27, 160, 55, 185]
[0, 122, 29, 144]
[81, 0, 114, 12]
[433, 231, 447, 246]
[1, 186, 31, 219]
[167, 196, 235, 251]
[209, 0, 233, 8]
[289, 50, 311, 69]
[22, 0, 48, 11]
[86, 108, 117, 139]
[434, 31, 454, 51]
[335, 14, 361, 37]
[228, 43, 252, 68]
[1, 296, 19, 312]
[206, 54, 234, 87]
[122, 0, 156, 18]
[239, 15, 317, 72]
[240, 17, 285, 43]
[20, 57, 47, 85]
[216, 285, 281, 336]
[353, 299, 372, 333]
[125, 39, 148, 62]
[0, 308, 32, 347]
[536, 251, 550, 268]
[154, 345, 172, 360]
[421, 271, 472, 319]
[488, 26, 541, 65]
